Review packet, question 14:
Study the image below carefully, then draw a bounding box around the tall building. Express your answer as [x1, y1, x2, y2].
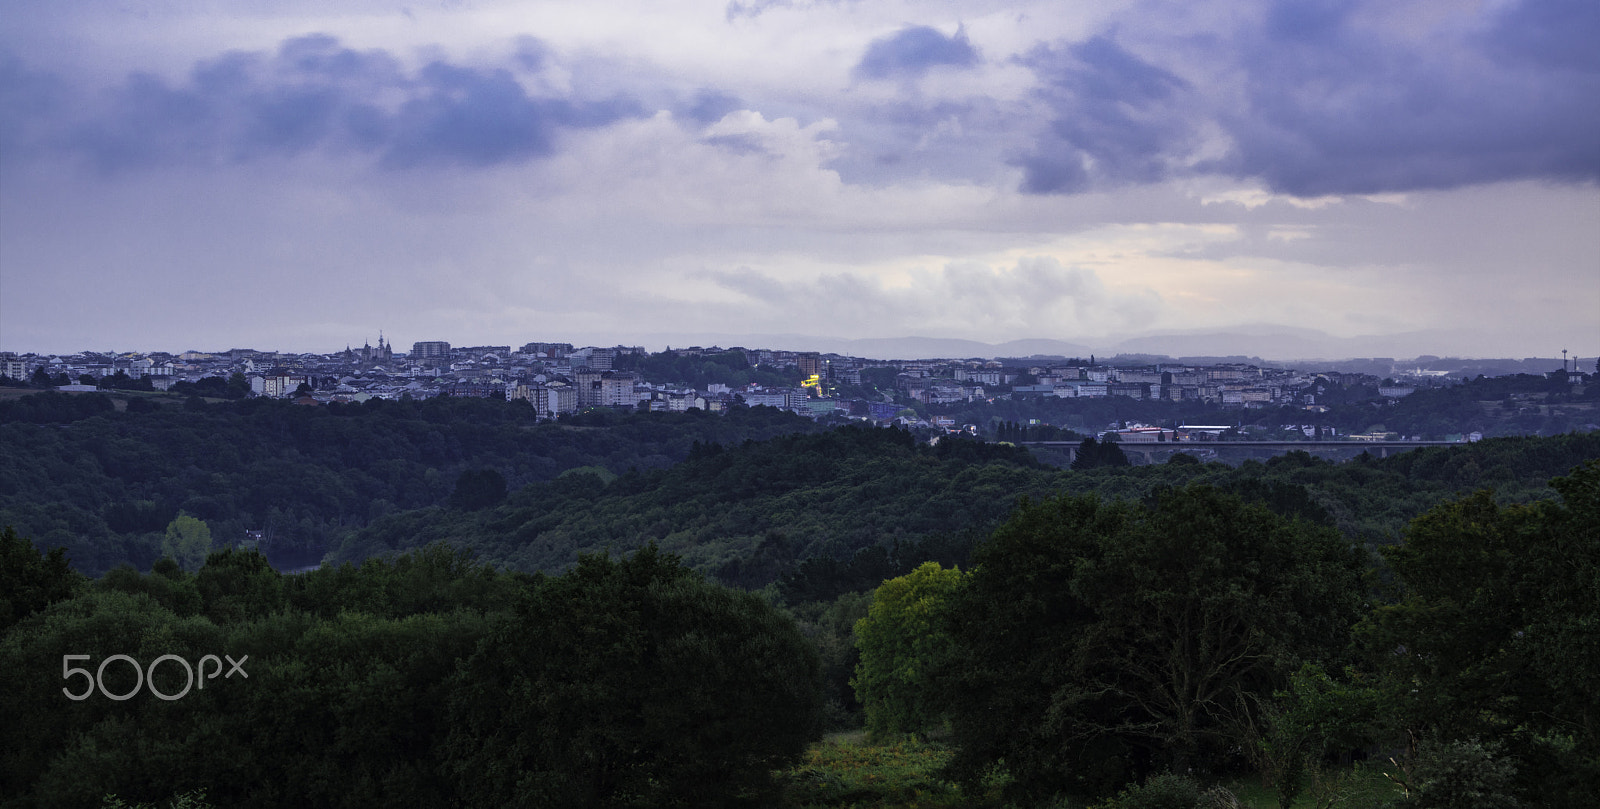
[797, 352, 822, 378]
[411, 341, 451, 362]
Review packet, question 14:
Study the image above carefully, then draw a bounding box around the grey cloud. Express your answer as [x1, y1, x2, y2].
[701, 132, 773, 157]
[681, 88, 743, 124]
[853, 25, 978, 81]
[726, 0, 794, 21]
[0, 51, 71, 155]
[1015, 0, 1600, 197]
[724, 0, 854, 23]
[820, 93, 1025, 188]
[1015, 36, 1198, 194]
[1482, 0, 1600, 73]
[702, 267, 790, 302]
[1262, 0, 1352, 43]
[512, 36, 549, 72]
[1211, 0, 1600, 196]
[385, 62, 572, 167]
[703, 257, 1159, 334]
[9, 34, 643, 173]
[1017, 152, 1090, 195]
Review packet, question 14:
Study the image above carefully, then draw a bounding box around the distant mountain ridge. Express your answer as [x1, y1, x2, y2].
[610, 326, 1548, 363]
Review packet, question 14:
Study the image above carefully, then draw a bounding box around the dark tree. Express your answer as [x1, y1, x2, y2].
[447, 469, 507, 510]
[443, 546, 823, 807]
[942, 486, 1364, 801]
[1070, 436, 1131, 470]
[0, 527, 85, 635]
[1360, 460, 1600, 806]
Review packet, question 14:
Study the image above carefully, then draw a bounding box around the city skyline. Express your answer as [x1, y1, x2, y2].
[2, 1, 1597, 357]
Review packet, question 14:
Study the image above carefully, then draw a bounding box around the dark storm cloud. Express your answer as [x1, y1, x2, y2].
[1211, 0, 1600, 196]
[1014, 36, 1196, 194]
[0, 50, 69, 155]
[1011, 0, 1600, 197]
[1482, 0, 1600, 73]
[853, 25, 978, 81]
[7, 34, 642, 173]
[381, 61, 643, 168]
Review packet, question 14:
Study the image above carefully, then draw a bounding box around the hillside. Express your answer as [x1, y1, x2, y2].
[332, 427, 1600, 597]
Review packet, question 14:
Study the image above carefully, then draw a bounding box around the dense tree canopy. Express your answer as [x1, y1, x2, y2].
[0, 543, 821, 808]
[0, 526, 84, 635]
[941, 485, 1366, 801]
[1360, 459, 1600, 807]
[0, 396, 819, 574]
[0, 411, 1594, 807]
[444, 546, 823, 807]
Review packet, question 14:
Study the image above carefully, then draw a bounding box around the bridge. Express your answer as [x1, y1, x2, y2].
[1017, 439, 1468, 464]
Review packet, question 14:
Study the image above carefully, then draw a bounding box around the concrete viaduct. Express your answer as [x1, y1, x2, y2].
[1018, 439, 1468, 464]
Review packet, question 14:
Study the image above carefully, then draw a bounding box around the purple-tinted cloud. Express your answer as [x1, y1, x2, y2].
[724, 0, 855, 23]
[853, 25, 978, 81]
[1013, 0, 1600, 197]
[1014, 36, 1197, 194]
[0, 51, 71, 156]
[1483, 0, 1600, 73]
[1211, 0, 1600, 196]
[681, 88, 743, 124]
[8, 35, 643, 173]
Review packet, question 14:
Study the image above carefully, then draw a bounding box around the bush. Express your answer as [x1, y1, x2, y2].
[1101, 773, 1202, 809]
[1399, 738, 1521, 809]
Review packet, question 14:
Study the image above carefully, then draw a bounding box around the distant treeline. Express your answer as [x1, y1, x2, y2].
[4, 384, 1596, 589]
[334, 427, 1600, 599]
[0, 393, 819, 575]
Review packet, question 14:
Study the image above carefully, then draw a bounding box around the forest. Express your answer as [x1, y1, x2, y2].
[2, 388, 1597, 807]
[0, 393, 822, 575]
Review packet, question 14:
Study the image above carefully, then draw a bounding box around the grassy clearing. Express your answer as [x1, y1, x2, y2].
[779, 734, 1405, 809]
[778, 732, 1000, 809]
[1220, 762, 1403, 809]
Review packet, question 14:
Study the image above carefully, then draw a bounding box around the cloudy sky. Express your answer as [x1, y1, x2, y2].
[1, 0, 1595, 359]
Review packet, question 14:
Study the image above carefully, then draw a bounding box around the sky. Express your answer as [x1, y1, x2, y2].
[1, 0, 1596, 360]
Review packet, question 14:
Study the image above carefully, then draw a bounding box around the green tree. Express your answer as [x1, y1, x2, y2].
[161, 515, 212, 572]
[1071, 435, 1130, 470]
[1246, 664, 1383, 809]
[0, 588, 229, 806]
[1395, 738, 1523, 809]
[1360, 460, 1600, 807]
[443, 546, 823, 807]
[193, 548, 283, 624]
[446, 469, 507, 510]
[1, 526, 84, 635]
[942, 486, 1365, 801]
[852, 561, 964, 740]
